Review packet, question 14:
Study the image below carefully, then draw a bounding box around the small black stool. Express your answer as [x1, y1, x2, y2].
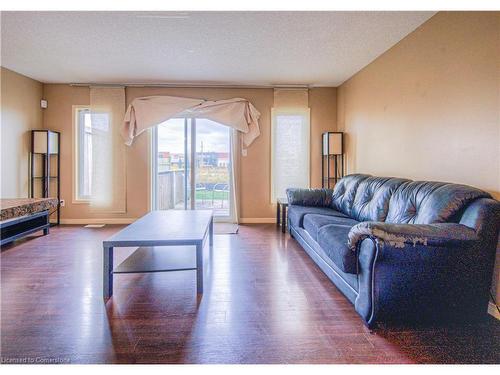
[276, 198, 289, 233]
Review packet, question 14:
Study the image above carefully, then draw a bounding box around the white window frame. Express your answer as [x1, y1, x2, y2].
[271, 107, 311, 203]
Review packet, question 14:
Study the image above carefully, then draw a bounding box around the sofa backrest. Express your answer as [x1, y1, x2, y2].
[331, 174, 371, 216]
[350, 177, 410, 222]
[330, 174, 492, 225]
[385, 181, 491, 224]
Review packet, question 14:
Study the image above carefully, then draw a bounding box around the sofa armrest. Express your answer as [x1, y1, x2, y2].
[348, 221, 479, 251]
[286, 188, 333, 207]
[351, 222, 491, 326]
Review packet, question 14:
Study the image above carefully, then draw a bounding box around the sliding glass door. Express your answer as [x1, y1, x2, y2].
[153, 118, 191, 211]
[152, 118, 232, 220]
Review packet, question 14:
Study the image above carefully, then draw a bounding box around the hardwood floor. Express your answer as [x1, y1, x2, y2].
[1, 224, 499, 364]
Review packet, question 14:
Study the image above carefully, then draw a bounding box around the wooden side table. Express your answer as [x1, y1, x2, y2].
[276, 198, 289, 233]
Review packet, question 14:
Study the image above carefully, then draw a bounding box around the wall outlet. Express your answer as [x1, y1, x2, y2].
[60, 199, 65, 207]
[242, 149, 248, 157]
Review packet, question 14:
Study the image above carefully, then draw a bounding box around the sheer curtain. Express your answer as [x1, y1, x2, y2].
[229, 129, 240, 224]
[89, 87, 127, 212]
[271, 89, 310, 202]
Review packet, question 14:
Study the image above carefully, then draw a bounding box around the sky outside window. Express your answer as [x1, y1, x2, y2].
[158, 118, 230, 153]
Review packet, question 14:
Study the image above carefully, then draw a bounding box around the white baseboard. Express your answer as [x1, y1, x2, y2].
[62, 217, 276, 224]
[239, 217, 277, 224]
[60, 218, 138, 225]
[488, 302, 500, 320]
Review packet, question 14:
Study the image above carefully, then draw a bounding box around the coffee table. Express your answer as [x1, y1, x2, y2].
[102, 210, 214, 300]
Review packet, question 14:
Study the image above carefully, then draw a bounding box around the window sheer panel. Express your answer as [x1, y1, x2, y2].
[81, 112, 93, 199]
[74, 108, 93, 202]
[271, 108, 310, 202]
[89, 87, 127, 213]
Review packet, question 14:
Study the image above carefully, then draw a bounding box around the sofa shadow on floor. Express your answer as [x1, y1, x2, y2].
[367, 318, 500, 364]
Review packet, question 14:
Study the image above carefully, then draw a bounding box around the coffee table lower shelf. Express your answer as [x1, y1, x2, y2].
[113, 246, 197, 274]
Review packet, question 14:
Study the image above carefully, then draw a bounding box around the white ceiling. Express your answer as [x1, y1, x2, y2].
[0, 11, 435, 86]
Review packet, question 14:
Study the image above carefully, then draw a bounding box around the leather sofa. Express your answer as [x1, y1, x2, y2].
[286, 174, 500, 327]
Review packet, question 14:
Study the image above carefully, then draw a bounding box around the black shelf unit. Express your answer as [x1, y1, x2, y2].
[321, 132, 344, 189]
[29, 130, 61, 225]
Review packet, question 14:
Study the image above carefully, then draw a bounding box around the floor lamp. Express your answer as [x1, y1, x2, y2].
[322, 132, 344, 189]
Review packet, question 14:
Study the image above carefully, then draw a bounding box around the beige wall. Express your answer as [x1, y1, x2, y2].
[310, 88, 337, 188]
[42, 85, 336, 222]
[0, 67, 44, 198]
[338, 12, 499, 199]
[337, 11, 500, 303]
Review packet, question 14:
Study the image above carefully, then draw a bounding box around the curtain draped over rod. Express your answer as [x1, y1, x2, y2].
[122, 95, 261, 147]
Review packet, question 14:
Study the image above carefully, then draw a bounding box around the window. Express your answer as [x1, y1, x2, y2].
[74, 108, 93, 201]
[271, 108, 310, 202]
[74, 107, 112, 202]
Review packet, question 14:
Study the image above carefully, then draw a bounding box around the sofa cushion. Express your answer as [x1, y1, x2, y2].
[386, 181, 491, 224]
[318, 224, 357, 274]
[288, 205, 348, 229]
[303, 214, 359, 242]
[331, 174, 371, 217]
[351, 177, 410, 222]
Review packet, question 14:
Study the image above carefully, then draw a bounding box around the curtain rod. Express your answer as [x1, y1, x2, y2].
[69, 83, 315, 89]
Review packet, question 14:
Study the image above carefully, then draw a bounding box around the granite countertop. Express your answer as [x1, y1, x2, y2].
[0, 198, 59, 222]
